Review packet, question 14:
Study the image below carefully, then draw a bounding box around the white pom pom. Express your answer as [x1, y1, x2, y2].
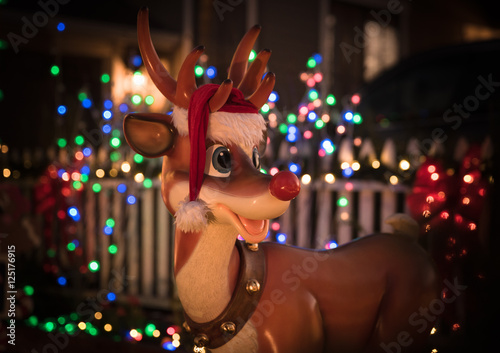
[385, 213, 419, 240]
[174, 197, 209, 233]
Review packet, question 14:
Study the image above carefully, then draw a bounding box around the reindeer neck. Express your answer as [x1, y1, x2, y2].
[174, 223, 240, 323]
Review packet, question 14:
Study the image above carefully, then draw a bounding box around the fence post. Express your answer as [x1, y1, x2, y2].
[127, 187, 139, 295]
[85, 186, 96, 264]
[98, 187, 110, 289]
[359, 187, 375, 237]
[296, 185, 312, 248]
[156, 184, 170, 298]
[315, 186, 332, 248]
[337, 189, 353, 245]
[381, 188, 397, 233]
[141, 188, 155, 296]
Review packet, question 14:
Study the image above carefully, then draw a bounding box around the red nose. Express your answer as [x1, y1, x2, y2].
[269, 171, 301, 201]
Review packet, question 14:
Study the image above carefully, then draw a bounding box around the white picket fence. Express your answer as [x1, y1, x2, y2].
[82, 178, 409, 305]
[83, 179, 175, 308]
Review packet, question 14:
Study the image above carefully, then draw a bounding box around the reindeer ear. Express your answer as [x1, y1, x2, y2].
[123, 113, 176, 158]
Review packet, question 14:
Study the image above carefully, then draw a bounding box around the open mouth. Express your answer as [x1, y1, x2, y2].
[216, 204, 269, 243]
[237, 215, 266, 236]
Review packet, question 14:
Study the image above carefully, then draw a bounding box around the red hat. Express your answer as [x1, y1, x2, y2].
[173, 84, 265, 232]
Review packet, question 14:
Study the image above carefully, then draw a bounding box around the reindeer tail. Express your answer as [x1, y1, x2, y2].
[384, 213, 419, 241]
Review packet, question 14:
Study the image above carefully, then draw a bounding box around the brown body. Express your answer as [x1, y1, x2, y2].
[124, 9, 439, 353]
[254, 236, 438, 353]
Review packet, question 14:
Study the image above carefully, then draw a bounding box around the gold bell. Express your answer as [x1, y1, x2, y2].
[194, 333, 209, 347]
[246, 242, 259, 251]
[220, 322, 236, 335]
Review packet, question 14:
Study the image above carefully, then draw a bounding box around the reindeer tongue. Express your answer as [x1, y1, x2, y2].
[237, 215, 265, 236]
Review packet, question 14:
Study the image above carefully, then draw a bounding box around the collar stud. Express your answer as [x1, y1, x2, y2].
[246, 279, 261, 294]
[194, 333, 209, 347]
[220, 321, 236, 335]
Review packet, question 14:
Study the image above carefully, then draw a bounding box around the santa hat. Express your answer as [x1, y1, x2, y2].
[173, 84, 266, 233]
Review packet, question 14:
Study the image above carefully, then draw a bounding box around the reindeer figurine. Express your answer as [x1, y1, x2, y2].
[124, 8, 438, 353]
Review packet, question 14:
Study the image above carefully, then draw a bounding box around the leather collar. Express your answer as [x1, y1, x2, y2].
[183, 240, 266, 349]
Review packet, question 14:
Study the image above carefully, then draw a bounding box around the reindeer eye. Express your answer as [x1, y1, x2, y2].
[252, 147, 261, 169]
[205, 144, 232, 177]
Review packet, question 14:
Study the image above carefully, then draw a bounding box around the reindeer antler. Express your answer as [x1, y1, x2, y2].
[228, 25, 261, 87]
[137, 8, 178, 105]
[227, 25, 275, 109]
[238, 49, 271, 96]
[138, 8, 201, 109]
[137, 8, 274, 111]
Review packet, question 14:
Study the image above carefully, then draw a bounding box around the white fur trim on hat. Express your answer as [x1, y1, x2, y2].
[172, 106, 266, 148]
[385, 213, 419, 240]
[175, 196, 210, 233]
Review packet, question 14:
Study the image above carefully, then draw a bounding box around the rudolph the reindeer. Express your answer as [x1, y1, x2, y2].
[124, 8, 438, 353]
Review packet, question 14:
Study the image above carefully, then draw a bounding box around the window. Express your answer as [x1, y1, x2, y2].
[363, 21, 399, 82]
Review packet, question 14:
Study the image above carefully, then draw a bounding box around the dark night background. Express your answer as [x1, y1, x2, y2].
[0, 0, 499, 352]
